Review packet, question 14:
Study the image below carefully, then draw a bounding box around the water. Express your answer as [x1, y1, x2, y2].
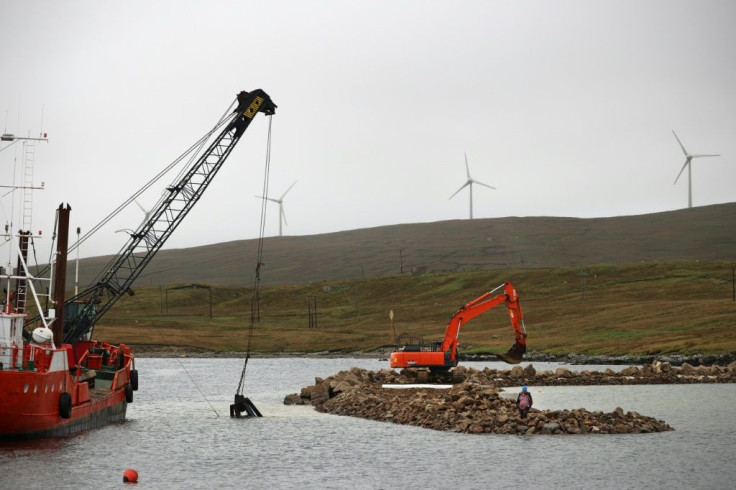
[1, 358, 735, 489]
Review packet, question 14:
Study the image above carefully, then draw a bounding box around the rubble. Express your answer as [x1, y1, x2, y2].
[283, 360, 736, 434]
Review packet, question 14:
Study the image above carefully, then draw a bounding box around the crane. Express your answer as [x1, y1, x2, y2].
[29, 89, 276, 345]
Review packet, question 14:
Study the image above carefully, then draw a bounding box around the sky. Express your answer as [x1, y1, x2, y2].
[1, 0, 734, 261]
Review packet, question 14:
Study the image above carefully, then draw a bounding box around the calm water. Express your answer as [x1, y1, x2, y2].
[1, 358, 735, 489]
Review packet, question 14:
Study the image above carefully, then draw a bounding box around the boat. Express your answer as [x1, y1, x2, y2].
[0, 89, 275, 437]
[0, 201, 137, 439]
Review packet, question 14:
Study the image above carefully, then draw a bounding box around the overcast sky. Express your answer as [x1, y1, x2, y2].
[1, 0, 734, 260]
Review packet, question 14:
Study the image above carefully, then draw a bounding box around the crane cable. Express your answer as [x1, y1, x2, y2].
[29, 103, 237, 284]
[235, 114, 273, 398]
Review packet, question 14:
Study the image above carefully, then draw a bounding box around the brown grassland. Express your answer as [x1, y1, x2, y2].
[45, 203, 736, 357]
[93, 260, 736, 356]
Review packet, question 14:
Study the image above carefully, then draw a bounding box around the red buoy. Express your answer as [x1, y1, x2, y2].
[123, 469, 138, 483]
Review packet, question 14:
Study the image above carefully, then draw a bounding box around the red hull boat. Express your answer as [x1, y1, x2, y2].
[0, 89, 276, 437]
[0, 333, 136, 439]
[0, 201, 138, 440]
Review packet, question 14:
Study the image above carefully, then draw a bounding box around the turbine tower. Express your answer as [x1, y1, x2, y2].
[449, 153, 495, 219]
[255, 181, 296, 236]
[672, 131, 720, 208]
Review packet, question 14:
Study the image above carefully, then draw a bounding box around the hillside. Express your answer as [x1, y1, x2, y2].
[69, 203, 736, 288]
[96, 260, 736, 356]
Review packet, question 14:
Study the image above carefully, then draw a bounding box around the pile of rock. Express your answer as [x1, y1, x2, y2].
[284, 366, 675, 435]
[409, 359, 736, 387]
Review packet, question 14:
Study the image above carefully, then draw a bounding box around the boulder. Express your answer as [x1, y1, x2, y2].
[523, 364, 537, 378]
[289, 366, 676, 436]
[283, 393, 304, 405]
[509, 366, 525, 378]
[554, 367, 571, 377]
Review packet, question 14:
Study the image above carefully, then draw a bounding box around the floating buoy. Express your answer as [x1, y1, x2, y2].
[123, 469, 138, 483]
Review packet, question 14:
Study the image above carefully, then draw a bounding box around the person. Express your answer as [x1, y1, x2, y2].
[516, 385, 533, 418]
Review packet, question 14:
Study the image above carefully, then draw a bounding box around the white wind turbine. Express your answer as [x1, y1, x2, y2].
[449, 153, 495, 219]
[672, 131, 720, 208]
[255, 181, 296, 236]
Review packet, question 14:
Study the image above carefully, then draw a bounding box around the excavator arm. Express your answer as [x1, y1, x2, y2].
[34, 89, 276, 345]
[440, 281, 526, 365]
[390, 281, 527, 370]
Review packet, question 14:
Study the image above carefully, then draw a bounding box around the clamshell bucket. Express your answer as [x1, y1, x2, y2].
[230, 394, 263, 418]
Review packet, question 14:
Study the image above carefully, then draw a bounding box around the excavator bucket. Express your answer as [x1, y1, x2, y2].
[230, 394, 263, 418]
[495, 341, 526, 365]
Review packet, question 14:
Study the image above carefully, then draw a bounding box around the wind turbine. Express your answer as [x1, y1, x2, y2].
[672, 131, 720, 208]
[449, 153, 495, 219]
[255, 181, 296, 236]
[133, 199, 151, 221]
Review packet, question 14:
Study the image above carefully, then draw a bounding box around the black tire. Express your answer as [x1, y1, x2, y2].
[130, 369, 138, 391]
[59, 392, 72, 419]
[125, 383, 134, 403]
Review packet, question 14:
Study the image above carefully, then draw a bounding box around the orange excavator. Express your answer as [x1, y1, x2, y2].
[390, 282, 527, 375]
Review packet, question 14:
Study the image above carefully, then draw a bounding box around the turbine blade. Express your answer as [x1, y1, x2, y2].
[281, 206, 288, 226]
[449, 182, 470, 200]
[474, 179, 496, 190]
[134, 199, 147, 214]
[464, 153, 471, 179]
[255, 195, 279, 203]
[691, 153, 720, 158]
[672, 130, 688, 156]
[281, 180, 297, 199]
[673, 161, 688, 184]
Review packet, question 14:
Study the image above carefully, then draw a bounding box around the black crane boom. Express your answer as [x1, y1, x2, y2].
[62, 89, 276, 344]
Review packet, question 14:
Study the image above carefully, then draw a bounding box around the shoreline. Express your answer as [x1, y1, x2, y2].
[127, 345, 736, 366]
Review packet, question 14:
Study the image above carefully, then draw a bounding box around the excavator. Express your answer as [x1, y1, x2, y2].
[390, 282, 527, 379]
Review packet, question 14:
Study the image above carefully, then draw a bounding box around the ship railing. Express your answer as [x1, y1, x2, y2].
[0, 271, 53, 326]
[0, 343, 39, 371]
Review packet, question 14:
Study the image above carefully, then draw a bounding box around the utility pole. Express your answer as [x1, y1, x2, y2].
[579, 265, 588, 300]
[389, 310, 397, 344]
[74, 227, 80, 296]
[399, 249, 403, 274]
[308, 296, 317, 328]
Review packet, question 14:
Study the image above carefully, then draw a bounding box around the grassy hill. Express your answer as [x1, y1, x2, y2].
[53, 203, 736, 356]
[72, 202, 736, 288]
[95, 260, 736, 356]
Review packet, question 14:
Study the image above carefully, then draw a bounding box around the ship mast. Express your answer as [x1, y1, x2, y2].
[51, 204, 70, 347]
[0, 132, 47, 313]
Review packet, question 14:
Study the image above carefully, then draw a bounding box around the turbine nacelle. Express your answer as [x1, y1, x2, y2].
[255, 180, 297, 236]
[671, 131, 720, 207]
[448, 153, 495, 219]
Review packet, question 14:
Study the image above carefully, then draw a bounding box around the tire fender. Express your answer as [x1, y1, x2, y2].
[59, 392, 72, 419]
